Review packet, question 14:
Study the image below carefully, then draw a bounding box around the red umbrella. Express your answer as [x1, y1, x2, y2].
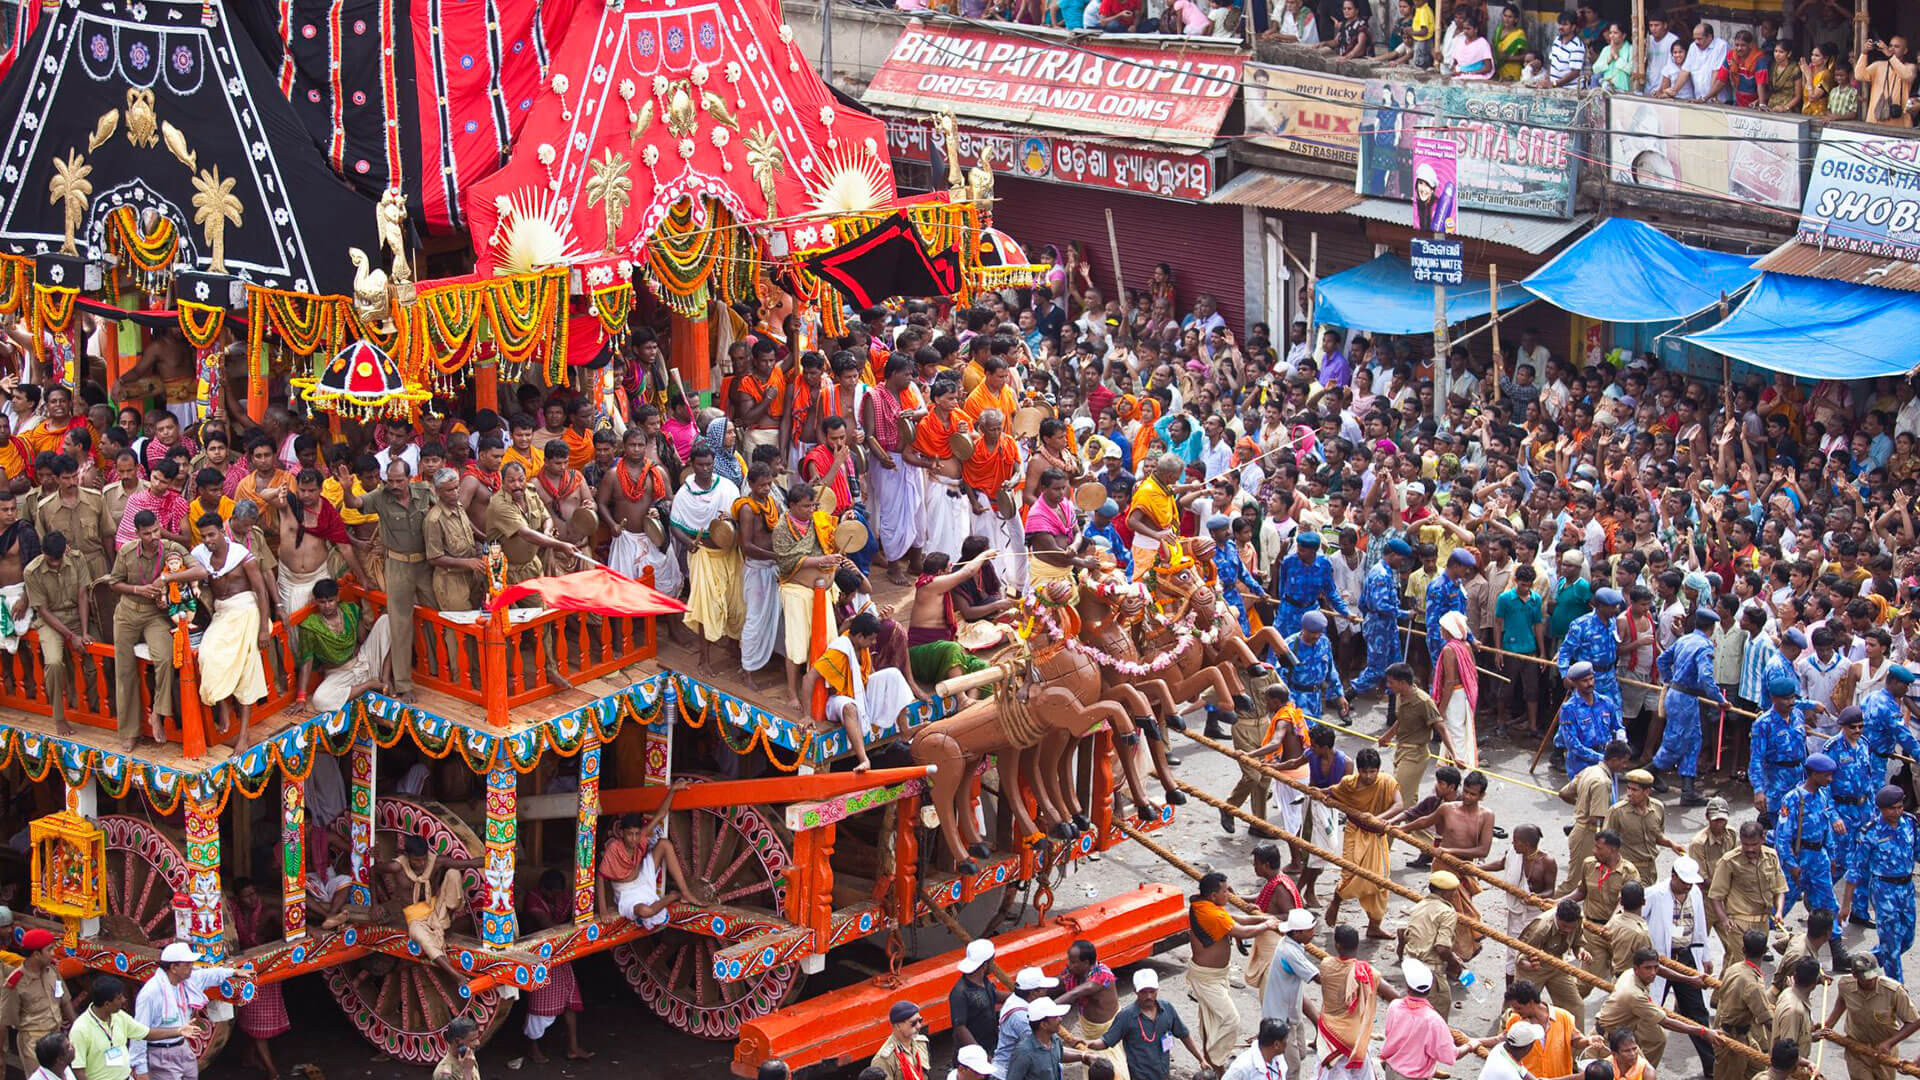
[487, 566, 687, 616]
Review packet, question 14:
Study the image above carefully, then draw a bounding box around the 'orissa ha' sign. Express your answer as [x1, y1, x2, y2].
[863, 24, 1243, 148]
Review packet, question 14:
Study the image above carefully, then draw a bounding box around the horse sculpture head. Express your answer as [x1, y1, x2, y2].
[1149, 544, 1216, 621]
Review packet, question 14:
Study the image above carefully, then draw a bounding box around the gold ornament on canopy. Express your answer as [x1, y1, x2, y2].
[584, 150, 632, 257]
[47, 151, 92, 256]
[191, 165, 241, 274]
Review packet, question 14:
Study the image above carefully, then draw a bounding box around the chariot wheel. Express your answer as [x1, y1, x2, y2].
[612, 777, 806, 1038]
[98, 815, 232, 1068]
[321, 798, 511, 1064]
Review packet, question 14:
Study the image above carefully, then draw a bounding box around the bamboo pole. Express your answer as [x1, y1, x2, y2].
[1489, 265, 1502, 407]
[1173, 734, 1920, 1076]
[1104, 209, 1126, 304]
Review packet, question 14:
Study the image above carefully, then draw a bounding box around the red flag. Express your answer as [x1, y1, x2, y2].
[487, 566, 688, 616]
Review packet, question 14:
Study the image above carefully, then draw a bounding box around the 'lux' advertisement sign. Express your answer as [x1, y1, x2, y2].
[1797, 128, 1920, 261]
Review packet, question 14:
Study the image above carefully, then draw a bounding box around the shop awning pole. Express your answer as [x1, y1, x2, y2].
[1432, 276, 1448, 421]
[1719, 290, 1731, 389]
[1632, 0, 1646, 89]
[1490, 264, 1502, 405]
[1307, 232, 1318, 340]
[1104, 208, 1126, 302]
[1449, 298, 1537, 348]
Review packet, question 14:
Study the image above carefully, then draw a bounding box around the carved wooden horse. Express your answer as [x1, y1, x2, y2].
[908, 582, 1130, 872]
[1134, 547, 1249, 729]
[1068, 574, 1188, 810]
[1185, 536, 1298, 674]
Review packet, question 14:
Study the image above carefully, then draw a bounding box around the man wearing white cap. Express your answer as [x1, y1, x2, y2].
[1480, 1021, 1544, 1080]
[993, 967, 1057, 1074]
[131, 943, 237, 1080]
[1645, 857, 1717, 1077]
[949, 940, 1002, 1059]
[951, 1043, 1001, 1080]
[1084, 970, 1213, 1080]
[1259, 908, 1321, 1080]
[1380, 958, 1456, 1080]
[1007, 998, 1094, 1080]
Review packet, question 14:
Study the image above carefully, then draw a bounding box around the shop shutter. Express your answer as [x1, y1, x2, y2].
[986, 176, 1247, 335]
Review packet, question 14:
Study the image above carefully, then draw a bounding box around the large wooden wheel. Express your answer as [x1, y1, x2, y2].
[98, 815, 232, 1068]
[321, 798, 511, 1065]
[612, 778, 805, 1038]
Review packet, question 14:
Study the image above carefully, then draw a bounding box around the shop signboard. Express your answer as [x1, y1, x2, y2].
[1797, 127, 1920, 260]
[885, 117, 1215, 202]
[1609, 96, 1805, 210]
[1243, 64, 1366, 165]
[1356, 81, 1582, 218]
[864, 24, 1241, 148]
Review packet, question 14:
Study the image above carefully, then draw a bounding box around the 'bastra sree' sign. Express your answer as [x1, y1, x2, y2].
[863, 24, 1242, 149]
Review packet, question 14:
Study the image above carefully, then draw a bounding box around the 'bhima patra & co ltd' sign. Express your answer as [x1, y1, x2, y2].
[1357, 82, 1583, 219]
[863, 24, 1242, 149]
[1797, 128, 1920, 261]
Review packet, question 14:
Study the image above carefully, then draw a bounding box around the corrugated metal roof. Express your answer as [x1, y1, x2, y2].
[1204, 170, 1362, 213]
[1343, 197, 1592, 255]
[1754, 239, 1920, 293]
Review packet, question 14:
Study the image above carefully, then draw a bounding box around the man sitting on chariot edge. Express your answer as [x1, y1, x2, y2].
[597, 780, 710, 927]
[375, 834, 483, 981]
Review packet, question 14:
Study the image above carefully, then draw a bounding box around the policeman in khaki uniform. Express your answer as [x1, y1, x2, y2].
[23, 534, 91, 732]
[1711, 931, 1773, 1080]
[344, 459, 432, 699]
[2, 928, 73, 1066]
[486, 462, 578, 688]
[1397, 871, 1461, 1016]
[425, 468, 484, 612]
[1707, 820, 1786, 960]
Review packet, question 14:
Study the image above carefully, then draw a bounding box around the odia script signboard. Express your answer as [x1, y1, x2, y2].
[885, 117, 1216, 202]
[863, 24, 1242, 148]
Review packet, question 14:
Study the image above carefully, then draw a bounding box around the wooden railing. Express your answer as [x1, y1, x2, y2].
[0, 578, 657, 757]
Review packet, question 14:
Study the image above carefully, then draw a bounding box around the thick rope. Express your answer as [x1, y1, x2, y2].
[1175, 732, 1920, 1077]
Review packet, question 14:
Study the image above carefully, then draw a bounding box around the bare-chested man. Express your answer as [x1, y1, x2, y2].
[0, 489, 41, 663]
[1481, 823, 1559, 983]
[1055, 939, 1124, 1063]
[459, 434, 507, 533]
[112, 327, 201, 430]
[906, 548, 1006, 685]
[1403, 770, 1497, 869]
[235, 435, 295, 540]
[190, 513, 272, 747]
[274, 469, 367, 615]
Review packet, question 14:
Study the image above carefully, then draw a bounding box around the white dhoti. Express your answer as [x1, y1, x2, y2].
[684, 546, 739, 643]
[613, 858, 669, 930]
[826, 668, 915, 741]
[1441, 688, 1475, 768]
[199, 594, 268, 705]
[609, 527, 683, 598]
[740, 558, 783, 672]
[921, 475, 970, 562]
[742, 427, 779, 454]
[971, 505, 1027, 591]
[1316, 1054, 1381, 1080]
[1277, 788, 1338, 870]
[871, 454, 923, 562]
[778, 582, 835, 665]
[1074, 1015, 1130, 1080]
[0, 582, 32, 653]
[312, 613, 393, 712]
[279, 561, 329, 618]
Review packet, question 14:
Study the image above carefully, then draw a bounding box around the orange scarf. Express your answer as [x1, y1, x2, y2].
[913, 407, 970, 459]
[562, 427, 594, 469]
[962, 381, 1015, 423]
[733, 494, 779, 531]
[962, 434, 1020, 494]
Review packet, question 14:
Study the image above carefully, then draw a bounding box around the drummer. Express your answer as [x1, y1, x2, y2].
[1027, 468, 1097, 595]
[1023, 418, 1085, 507]
[670, 444, 742, 675]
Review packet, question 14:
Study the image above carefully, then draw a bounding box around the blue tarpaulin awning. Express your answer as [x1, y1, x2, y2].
[1313, 253, 1531, 336]
[1521, 217, 1760, 323]
[1681, 272, 1920, 380]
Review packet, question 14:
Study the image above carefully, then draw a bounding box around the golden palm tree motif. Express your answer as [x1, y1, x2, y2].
[47, 150, 93, 256]
[584, 149, 633, 256]
[744, 125, 783, 218]
[191, 166, 242, 273]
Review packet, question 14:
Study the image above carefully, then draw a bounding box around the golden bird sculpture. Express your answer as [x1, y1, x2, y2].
[161, 122, 196, 173]
[86, 110, 117, 154]
[346, 247, 391, 329]
[665, 81, 697, 137]
[124, 88, 157, 149]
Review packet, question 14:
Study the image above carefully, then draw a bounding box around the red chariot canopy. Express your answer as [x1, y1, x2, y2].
[464, 0, 897, 272]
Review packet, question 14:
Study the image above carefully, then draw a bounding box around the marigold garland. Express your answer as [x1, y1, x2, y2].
[177, 301, 226, 350]
[590, 282, 632, 340]
[104, 205, 179, 296]
[0, 256, 30, 317]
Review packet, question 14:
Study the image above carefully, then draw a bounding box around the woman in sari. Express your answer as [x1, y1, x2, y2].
[1494, 5, 1527, 80]
[1801, 43, 1836, 115]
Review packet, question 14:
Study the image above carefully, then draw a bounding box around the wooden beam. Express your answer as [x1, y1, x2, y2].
[595, 766, 935, 815]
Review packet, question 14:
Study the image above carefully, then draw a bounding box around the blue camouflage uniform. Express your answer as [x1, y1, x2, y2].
[1556, 690, 1626, 776]
[1283, 630, 1347, 719]
[1772, 781, 1844, 917]
[1425, 573, 1469, 651]
[1860, 686, 1920, 780]
[1653, 629, 1725, 778]
[1824, 731, 1880, 901]
[1086, 522, 1131, 577]
[1749, 701, 1816, 827]
[1211, 539, 1266, 634]
[1846, 809, 1920, 980]
[1556, 613, 1622, 710]
[1274, 553, 1348, 637]
[1349, 562, 1408, 694]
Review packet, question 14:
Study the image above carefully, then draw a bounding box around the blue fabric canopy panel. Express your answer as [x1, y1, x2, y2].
[1681, 272, 1920, 380]
[1313, 253, 1532, 336]
[1521, 217, 1760, 323]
